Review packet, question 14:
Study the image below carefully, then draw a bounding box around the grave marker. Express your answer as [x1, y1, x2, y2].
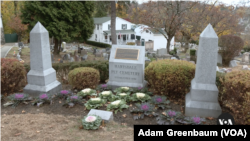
[107, 45, 147, 89]
[185, 24, 222, 118]
[23, 21, 62, 96]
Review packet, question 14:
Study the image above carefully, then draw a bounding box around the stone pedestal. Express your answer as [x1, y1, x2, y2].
[185, 24, 222, 118]
[24, 22, 61, 96]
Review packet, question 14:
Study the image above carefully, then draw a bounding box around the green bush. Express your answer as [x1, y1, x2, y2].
[24, 60, 109, 84]
[126, 42, 135, 45]
[145, 59, 195, 100]
[86, 40, 111, 48]
[1, 58, 27, 96]
[220, 71, 250, 125]
[68, 67, 100, 90]
[243, 45, 250, 52]
[190, 49, 196, 56]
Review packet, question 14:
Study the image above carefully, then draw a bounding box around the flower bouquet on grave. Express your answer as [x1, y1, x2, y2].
[96, 84, 112, 92]
[115, 92, 131, 102]
[84, 97, 106, 110]
[156, 110, 182, 125]
[132, 87, 153, 96]
[32, 93, 53, 107]
[63, 95, 83, 108]
[107, 100, 129, 114]
[130, 93, 151, 102]
[130, 102, 157, 120]
[82, 115, 102, 130]
[113, 87, 132, 94]
[55, 90, 72, 100]
[99, 91, 116, 102]
[176, 116, 206, 125]
[4, 93, 31, 108]
[77, 88, 97, 98]
[150, 95, 171, 109]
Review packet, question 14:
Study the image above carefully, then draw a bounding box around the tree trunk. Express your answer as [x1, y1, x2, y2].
[111, 1, 117, 45]
[166, 36, 173, 54]
[54, 38, 60, 55]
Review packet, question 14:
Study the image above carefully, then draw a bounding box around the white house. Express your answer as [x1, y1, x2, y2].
[134, 25, 175, 51]
[89, 17, 136, 45]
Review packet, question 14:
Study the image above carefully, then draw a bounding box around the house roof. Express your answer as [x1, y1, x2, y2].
[103, 30, 135, 35]
[148, 28, 166, 35]
[93, 17, 111, 24]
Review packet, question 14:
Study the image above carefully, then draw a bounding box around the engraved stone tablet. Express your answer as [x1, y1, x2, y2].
[115, 48, 139, 60]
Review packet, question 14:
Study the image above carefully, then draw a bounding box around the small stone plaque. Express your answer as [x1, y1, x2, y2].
[115, 48, 139, 60]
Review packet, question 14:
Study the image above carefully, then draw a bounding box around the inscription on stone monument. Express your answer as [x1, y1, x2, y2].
[115, 48, 139, 60]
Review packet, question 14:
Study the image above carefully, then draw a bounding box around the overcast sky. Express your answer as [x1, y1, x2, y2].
[137, 0, 250, 6]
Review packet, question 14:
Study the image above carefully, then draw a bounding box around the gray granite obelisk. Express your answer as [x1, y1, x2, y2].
[23, 22, 61, 96]
[185, 24, 222, 118]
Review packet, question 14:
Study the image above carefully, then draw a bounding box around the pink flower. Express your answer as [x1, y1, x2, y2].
[141, 104, 149, 111]
[101, 84, 107, 88]
[193, 117, 200, 124]
[85, 116, 97, 122]
[156, 98, 162, 103]
[70, 96, 78, 100]
[15, 94, 24, 99]
[61, 90, 69, 95]
[40, 94, 48, 99]
[168, 111, 176, 117]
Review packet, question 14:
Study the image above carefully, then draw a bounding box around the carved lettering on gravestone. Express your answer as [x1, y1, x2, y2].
[115, 48, 139, 60]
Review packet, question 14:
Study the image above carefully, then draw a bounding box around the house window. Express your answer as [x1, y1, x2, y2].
[97, 25, 99, 30]
[105, 35, 107, 39]
[122, 24, 127, 29]
[118, 35, 120, 39]
[131, 34, 135, 40]
[108, 24, 111, 30]
[146, 30, 149, 33]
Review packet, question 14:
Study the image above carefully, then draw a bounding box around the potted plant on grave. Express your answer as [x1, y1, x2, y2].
[156, 110, 182, 125]
[107, 100, 129, 114]
[55, 90, 71, 100]
[82, 115, 102, 130]
[130, 92, 151, 102]
[84, 97, 106, 110]
[150, 95, 171, 109]
[130, 102, 157, 120]
[115, 92, 131, 102]
[63, 95, 83, 108]
[113, 87, 132, 94]
[77, 88, 97, 98]
[4, 93, 31, 108]
[132, 87, 153, 96]
[32, 93, 53, 107]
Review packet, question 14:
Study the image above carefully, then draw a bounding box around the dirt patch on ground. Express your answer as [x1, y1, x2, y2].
[1, 113, 133, 141]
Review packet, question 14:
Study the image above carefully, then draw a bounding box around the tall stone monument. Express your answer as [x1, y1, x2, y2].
[107, 45, 147, 89]
[0, 13, 5, 44]
[185, 24, 222, 118]
[23, 22, 61, 96]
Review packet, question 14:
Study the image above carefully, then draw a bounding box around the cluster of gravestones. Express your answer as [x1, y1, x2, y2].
[92, 47, 111, 60]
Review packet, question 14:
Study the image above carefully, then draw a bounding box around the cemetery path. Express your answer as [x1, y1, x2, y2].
[1, 45, 13, 58]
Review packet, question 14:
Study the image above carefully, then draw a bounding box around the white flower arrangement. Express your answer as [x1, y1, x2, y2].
[136, 93, 145, 98]
[77, 88, 96, 97]
[101, 91, 112, 96]
[111, 100, 121, 106]
[91, 97, 101, 102]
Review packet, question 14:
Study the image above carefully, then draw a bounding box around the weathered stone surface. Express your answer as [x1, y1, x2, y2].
[185, 24, 222, 118]
[242, 52, 249, 64]
[80, 49, 87, 56]
[87, 109, 113, 122]
[23, 22, 61, 96]
[229, 60, 237, 67]
[156, 48, 167, 56]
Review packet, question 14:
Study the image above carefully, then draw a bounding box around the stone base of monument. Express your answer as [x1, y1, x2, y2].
[185, 79, 222, 118]
[107, 80, 148, 90]
[185, 93, 222, 118]
[87, 109, 113, 123]
[24, 81, 62, 96]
